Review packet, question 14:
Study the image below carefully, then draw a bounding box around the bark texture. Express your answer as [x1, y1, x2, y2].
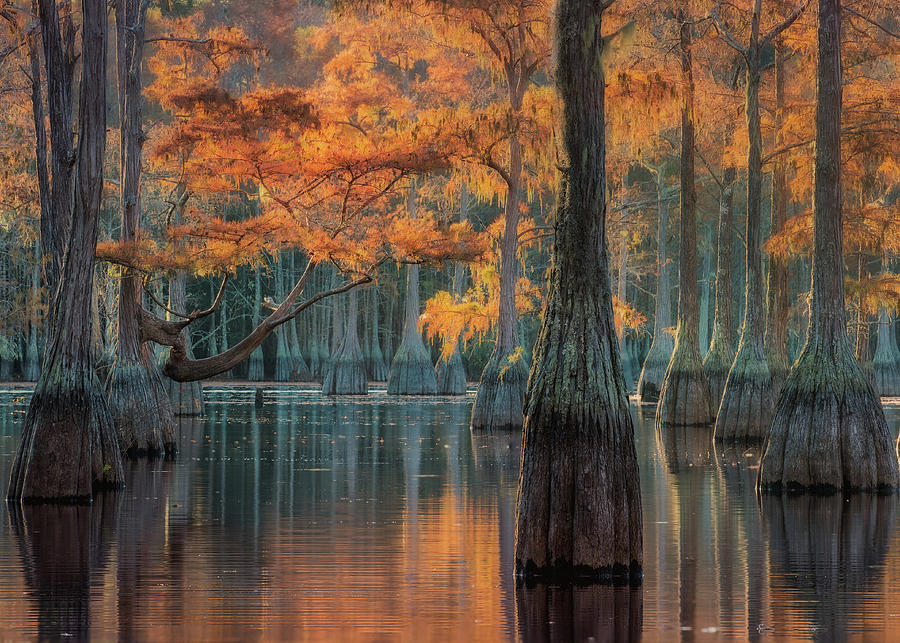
[764, 39, 791, 394]
[515, 0, 642, 582]
[107, 0, 176, 455]
[322, 288, 368, 395]
[162, 269, 204, 416]
[366, 287, 389, 381]
[758, 0, 898, 493]
[715, 16, 774, 442]
[8, 0, 125, 502]
[703, 167, 737, 406]
[637, 172, 674, 403]
[471, 109, 528, 428]
[656, 17, 714, 428]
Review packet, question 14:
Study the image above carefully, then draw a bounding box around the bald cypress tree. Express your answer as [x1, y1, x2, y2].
[515, 0, 642, 582]
[758, 0, 898, 493]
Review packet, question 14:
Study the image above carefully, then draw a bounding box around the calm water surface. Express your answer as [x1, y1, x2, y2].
[0, 385, 898, 641]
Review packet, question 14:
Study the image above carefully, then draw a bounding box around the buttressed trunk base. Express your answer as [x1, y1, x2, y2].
[515, 0, 642, 583]
[758, 0, 898, 493]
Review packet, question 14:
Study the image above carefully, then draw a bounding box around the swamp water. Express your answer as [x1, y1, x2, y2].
[0, 385, 897, 641]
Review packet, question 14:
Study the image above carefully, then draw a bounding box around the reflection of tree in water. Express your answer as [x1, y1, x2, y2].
[116, 457, 177, 638]
[656, 423, 714, 641]
[470, 424, 521, 638]
[516, 584, 642, 642]
[761, 494, 896, 640]
[714, 443, 767, 640]
[10, 494, 119, 640]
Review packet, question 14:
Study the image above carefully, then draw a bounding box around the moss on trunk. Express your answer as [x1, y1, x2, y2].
[758, 0, 898, 493]
[8, 0, 124, 502]
[515, 0, 641, 583]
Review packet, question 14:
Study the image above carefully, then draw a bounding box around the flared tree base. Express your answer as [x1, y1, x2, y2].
[714, 345, 774, 442]
[9, 367, 124, 502]
[702, 344, 734, 412]
[322, 357, 368, 395]
[516, 405, 643, 583]
[873, 357, 900, 397]
[470, 352, 527, 431]
[387, 341, 437, 395]
[656, 346, 714, 427]
[368, 359, 389, 382]
[436, 350, 467, 396]
[758, 343, 898, 493]
[107, 359, 176, 457]
[637, 342, 672, 404]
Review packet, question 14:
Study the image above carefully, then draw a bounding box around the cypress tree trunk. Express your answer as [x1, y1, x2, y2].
[758, 0, 898, 493]
[873, 308, 900, 396]
[36, 0, 76, 298]
[162, 269, 204, 416]
[287, 252, 312, 381]
[322, 288, 368, 395]
[367, 287, 389, 381]
[436, 184, 469, 396]
[247, 269, 265, 381]
[703, 167, 737, 406]
[515, 0, 641, 582]
[471, 138, 527, 427]
[637, 170, 674, 403]
[616, 233, 637, 390]
[764, 39, 791, 394]
[715, 19, 774, 442]
[273, 254, 292, 382]
[387, 181, 438, 395]
[8, 0, 124, 501]
[25, 242, 41, 381]
[656, 16, 714, 427]
[698, 227, 712, 356]
[307, 291, 322, 380]
[107, 0, 175, 455]
[219, 288, 230, 378]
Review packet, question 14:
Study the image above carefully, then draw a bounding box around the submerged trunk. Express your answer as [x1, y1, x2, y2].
[764, 39, 791, 393]
[873, 308, 900, 396]
[367, 287, 389, 382]
[8, 0, 124, 501]
[387, 181, 438, 395]
[703, 167, 737, 406]
[515, 0, 642, 582]
[715, 23, 774, 442]
[437, 184, 469, 396]
[656, 16, 714, 427]
[637, 171, 674, 403]
[107, 0, 175, 455]
[322, 288, 367, 395]
[758, 0, 898, 493]
[471, 107, 528, 427]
